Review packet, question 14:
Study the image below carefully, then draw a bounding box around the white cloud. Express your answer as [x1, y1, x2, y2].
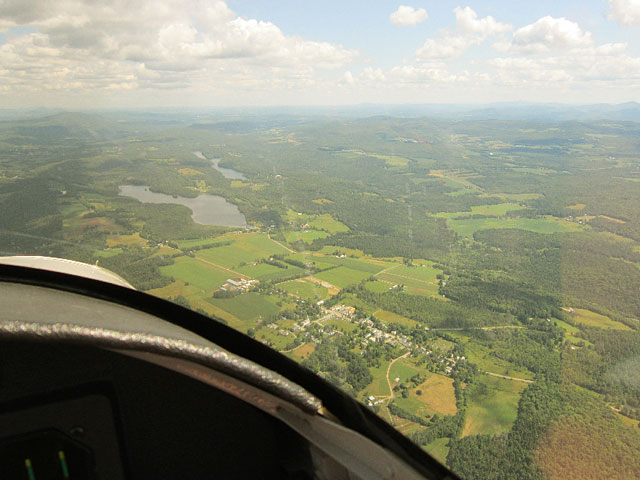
[390, 6, 428, 26]
[416, 6, 511, 60]
[0, 0, 357, 98]
[454, 6, 511, 37]
[508, 16, 593, 53]
[490, 46, 640, 87]
[608, 0, 640, 26]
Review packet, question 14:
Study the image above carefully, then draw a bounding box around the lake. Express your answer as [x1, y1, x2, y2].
[118, 185, 247, 227]
[192, 151, 247, 180]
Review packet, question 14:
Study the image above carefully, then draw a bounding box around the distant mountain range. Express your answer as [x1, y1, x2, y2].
[2, 102, 640, 125]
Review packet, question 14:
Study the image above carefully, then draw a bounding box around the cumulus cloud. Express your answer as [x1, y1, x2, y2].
[506, 16, 593, 53]
[0, 0, 357, 97]
[416, 6, 511, 60]
[390, 6, 428, 26]
[608, 0, 640, 26]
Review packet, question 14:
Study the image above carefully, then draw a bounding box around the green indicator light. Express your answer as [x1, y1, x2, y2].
[25, 458, 36, 480]
[58, 450, 70, 479]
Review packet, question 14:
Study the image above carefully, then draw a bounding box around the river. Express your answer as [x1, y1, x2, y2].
[192, 151, 247, 180]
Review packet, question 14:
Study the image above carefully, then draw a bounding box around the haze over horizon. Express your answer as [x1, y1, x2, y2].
[1, 0, 640, 108]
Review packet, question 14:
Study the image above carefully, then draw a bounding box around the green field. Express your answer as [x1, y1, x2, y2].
[255, 327, 295, 350]
[374, 309, 420, 328]
[434, 203, 525, 219]
[159, 256, 230, 291]
[279, 279, 328, 300]
[236, 263, 304, 282]
[365, 360, 393, 397]
[448, 216, 582, 238]
[309, 214, 349, 233]
[553, 318, 580, 333]
[325, 317, 359, 333]
[377, 263, 441, 295]
[315, 266, 371, 288]
[208, 292, 280, 322]
[196, 233, 289, 268]
[424, 437, 450, 465]
[462, 374, 526, 437]
[284, 253, 336, 271]
[319, 255, 390, 274]
[176, 237, 231, 249]
[570, 308, 632, 330]
[283, 229, 329, 244]
[389, 359, 420, 384]
[465, 342, 534, 379]
[364, 280, 393, 293]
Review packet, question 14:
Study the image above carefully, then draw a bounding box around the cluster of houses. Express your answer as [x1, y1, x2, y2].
[219, 277, 257, 292]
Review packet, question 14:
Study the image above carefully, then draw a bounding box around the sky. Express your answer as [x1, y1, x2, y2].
[1, 0, 640, 108]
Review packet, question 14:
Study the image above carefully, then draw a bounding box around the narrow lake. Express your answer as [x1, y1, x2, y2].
[118, 185, 247, 227]
[193, 151, 247, 180]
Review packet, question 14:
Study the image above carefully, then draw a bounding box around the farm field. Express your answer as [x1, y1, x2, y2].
[315, 266, 371, 288]
[106, 232, 148, 247]
[208, 292, 280, 323]
[319, 255, 390, 273]
[283, 230, 328, 244]
[284, 253, 336, 271]
[364, 280, 393, 293]
[377, 263, 441, 295]
[462, 374, 526, 437]
[410, 373, 457, 416]
[196, 233, 289, 268]
[236, 263, 304, 282]
[365, 360, 393, 397]
[569, 308, 632, 330]
[389, 359, 420, 385]
[374, 309, 420, 328]
[308, 214, 349, 233]
[448, 216, 583, 238]
[290, 342, 316, 361]
[159, 256, 230, 291]
[465, 342, 534, 379]
[279, 278, 329, 300]
[433, 203, 525, 219]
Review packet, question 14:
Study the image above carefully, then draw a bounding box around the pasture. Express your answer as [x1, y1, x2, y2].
[570, 308, 632, 330]
[106, 232, 148, 247]
[411, 373, 457, 416]
[465, 342, 534, 379]
[377, 263, 441, 295]
[374, 309, 420, 328]
[315, 266, 371, 288]
[279, 279, 329, 300]
[283, 230, 328, 244]
[309, 214, 349, 233]
[208, 292, 280, 322]
[291, 342, 316, 360]
[462, 374, 526, 437]
[364, 280, 392, 293]
[448, 216, 582, 238]
[424, 438, 450, 465]
[236, 263, 304, 282]
[196, 233, 289, 268]
[159, 256, 229, 291]
[389, 359, 420, 385]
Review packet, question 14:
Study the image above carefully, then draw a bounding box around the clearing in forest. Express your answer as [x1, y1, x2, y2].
[411, 373, 457, 416]
[569, 308, 631, 330]
[462, 374, 525, 437]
